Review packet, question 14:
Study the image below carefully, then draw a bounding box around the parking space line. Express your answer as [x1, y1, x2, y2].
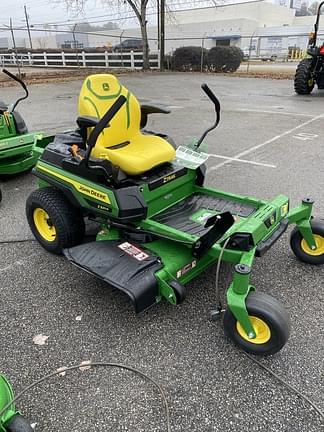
[234, 109, 315, 118]
[208, 153, 276, 168]
[209, 113, 324, 172]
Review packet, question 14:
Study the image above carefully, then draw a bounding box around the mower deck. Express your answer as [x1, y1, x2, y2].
[0, 69, 54, 176]
[0, 133, 52, 175]
[60, 180, 288, 314]
[63, 190, 258, 314]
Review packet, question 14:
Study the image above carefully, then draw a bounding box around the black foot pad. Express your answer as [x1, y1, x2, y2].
[153, 192, 256, 236]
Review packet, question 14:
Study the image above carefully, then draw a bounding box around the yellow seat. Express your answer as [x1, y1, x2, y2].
[78, 74, 175, 176]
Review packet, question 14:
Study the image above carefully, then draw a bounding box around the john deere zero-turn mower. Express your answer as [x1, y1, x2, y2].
[0, 375, 33, 432]
[294, 1, 324, 94]
[26, 74, 324, 356]
[0, 69, 52, 176]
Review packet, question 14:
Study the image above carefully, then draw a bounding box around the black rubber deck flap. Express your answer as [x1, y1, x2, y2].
[153, 192, 256, 236]
[64, 240, 162, 313]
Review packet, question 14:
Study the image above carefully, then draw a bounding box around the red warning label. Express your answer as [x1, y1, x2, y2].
[118, 242, 149, 261]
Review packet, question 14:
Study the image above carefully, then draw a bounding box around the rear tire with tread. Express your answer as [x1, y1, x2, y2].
[26, 187, 85, 254]
[294, 58, 315, 94]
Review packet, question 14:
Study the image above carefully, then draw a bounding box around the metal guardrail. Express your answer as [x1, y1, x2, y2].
[0, 51, 160, 69]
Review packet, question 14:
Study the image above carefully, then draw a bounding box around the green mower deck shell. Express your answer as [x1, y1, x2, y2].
[32, 156, 318, 339]
[0, 69, 53, 175]
[0, 375, 19, 432]
[0, 134, 52, 176]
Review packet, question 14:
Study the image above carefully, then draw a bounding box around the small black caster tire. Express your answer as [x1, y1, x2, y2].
[290, 219, 324, 265]
[169, 281, 186, 304]
[5, 415, 34, 432]
[26, 187, 85, 254]
[223, 292, 291, 356]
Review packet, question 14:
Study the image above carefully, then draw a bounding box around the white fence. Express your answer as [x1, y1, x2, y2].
[0, 51, 160, 69]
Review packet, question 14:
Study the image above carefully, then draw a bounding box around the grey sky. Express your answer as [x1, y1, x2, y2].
[0, 0, 138, 38]
[1, 0, 266, 28]
[0, 0, 275, 40]
[1, 0, 98, 26]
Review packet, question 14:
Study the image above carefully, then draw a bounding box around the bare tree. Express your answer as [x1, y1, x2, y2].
[54, 0, 151, 69]
[35, 37, 48, 49]
[73, 21, 120, 32]
[308, 1, 322, 14]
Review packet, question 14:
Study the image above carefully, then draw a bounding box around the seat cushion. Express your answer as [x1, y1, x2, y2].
[91, 132, 176, 176]
[78, 74, 176, 175]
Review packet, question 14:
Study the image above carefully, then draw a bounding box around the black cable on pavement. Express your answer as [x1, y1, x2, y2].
[0, 362, 171, 432]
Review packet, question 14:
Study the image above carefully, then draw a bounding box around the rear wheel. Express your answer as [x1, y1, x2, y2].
[223, 292, 291, 356]
[290, 219, 324, 265]
[26, 187, 85, 254]
[5, 415, 34, 432]
[294, 58, 315, 94]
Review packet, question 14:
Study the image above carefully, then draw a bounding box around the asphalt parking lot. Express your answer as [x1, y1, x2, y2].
[0, 72, 323, 432]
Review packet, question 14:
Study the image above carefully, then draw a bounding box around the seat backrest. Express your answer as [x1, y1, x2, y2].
[78, 74, 141, 150]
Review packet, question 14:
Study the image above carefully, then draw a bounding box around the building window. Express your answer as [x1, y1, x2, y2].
[61, 40, 84, 49]
[216, 39, 230, 46]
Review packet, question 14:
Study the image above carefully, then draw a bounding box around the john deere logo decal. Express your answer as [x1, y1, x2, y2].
[37, 165, 111, 204]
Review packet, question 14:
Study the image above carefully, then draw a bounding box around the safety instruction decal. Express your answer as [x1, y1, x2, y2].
[176, 260, 197, 278]
[118, 242, 149, 261]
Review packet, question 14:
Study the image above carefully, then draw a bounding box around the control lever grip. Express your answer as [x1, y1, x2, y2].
[2, 69, 27, 92]
[201, 83, 220, 111]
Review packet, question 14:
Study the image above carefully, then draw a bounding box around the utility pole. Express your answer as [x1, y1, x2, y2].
[24, 4, 33, 50]
[157, 0, 160, 50]
[159, 0, 165, 71]
[9, 18, 21, 77]
[72, 24, 80, 69]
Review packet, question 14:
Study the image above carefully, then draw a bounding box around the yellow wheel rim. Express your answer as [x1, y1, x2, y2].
[33, 208, 56, 242]
[301, 234, 324, 256]
[236, 316, 271, 344]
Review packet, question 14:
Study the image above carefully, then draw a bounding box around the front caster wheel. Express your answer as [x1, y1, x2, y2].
[5, 415, 34, 432]
[223, 292, 291, 356]
[290, 219, 324, 265]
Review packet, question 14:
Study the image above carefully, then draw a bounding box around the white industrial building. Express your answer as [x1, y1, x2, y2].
[3, 0, 324, 57]
[0, 37, 26, 49]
